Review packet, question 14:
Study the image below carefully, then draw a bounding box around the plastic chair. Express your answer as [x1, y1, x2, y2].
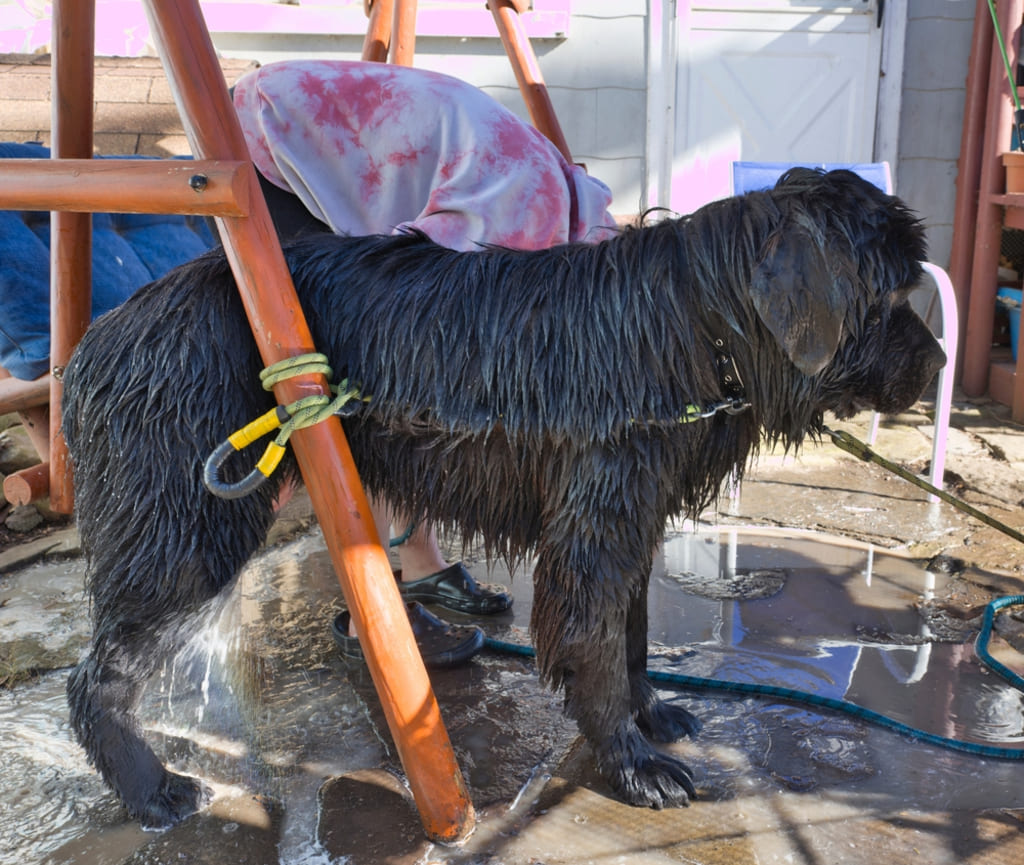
[731, 161, 957, 500]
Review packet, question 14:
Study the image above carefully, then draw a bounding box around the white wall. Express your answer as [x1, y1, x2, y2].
[897, 0, 977, 268]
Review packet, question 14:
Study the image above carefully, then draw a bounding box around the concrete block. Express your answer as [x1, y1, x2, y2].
[576, 0, 648, 19]
[93, 100, 182, 135]
[0, 99, 50, 133]
[898, 89, 966, 162]
[0, 130, 47, 146]
[540, 14, 646, 90]
[899, 157, 958, 227]
[910, 0, 975, 23]
[546, 86, 645, 163]
[0, 70, 50, 102]
[902, 17, 973, 92]
[582, 156, 644, 215]
[93, 131, 142, 156]
[137, 133, 192, 157]
[94, 72, 155, 105]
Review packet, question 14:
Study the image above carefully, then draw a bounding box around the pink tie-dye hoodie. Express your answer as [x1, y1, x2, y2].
[232, 59, 619, 251]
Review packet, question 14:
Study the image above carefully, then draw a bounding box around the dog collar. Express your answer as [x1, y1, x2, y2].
[713, 335, 746, 403]
[671, 333, 751, 424]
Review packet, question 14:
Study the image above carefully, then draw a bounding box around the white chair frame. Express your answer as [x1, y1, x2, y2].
[731, 161, 957, 500]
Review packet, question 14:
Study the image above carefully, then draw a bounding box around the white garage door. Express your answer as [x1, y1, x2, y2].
[665, 1, 884, 214]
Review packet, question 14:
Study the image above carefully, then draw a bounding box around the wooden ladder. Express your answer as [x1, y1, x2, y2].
[0, 0, 574, 841]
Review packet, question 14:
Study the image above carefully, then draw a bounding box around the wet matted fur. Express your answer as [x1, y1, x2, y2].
[63, 168, 945, 827]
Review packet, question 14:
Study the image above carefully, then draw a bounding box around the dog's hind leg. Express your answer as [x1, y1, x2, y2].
[67, 463, 275, 827]
[67, 618, 213, 829]
[626, 579, 702, 743]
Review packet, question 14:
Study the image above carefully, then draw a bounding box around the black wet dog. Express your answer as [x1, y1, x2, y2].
[63, 169, 945, 827]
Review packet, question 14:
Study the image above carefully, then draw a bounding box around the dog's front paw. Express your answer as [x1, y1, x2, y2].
[637, 699, 702, 744]
[134, 771, 213, 831]
[609, 748, 696, 809]
[597, 727, 696, 809]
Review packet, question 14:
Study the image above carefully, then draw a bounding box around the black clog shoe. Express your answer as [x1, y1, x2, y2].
[331, 602, 484, 669]
[397, 562, 513, 615]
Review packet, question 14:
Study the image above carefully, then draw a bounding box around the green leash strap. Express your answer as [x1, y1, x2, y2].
[824, 427, 1024, 546]
[484, 594, 1024, 760]
[204, 353, 366, 499]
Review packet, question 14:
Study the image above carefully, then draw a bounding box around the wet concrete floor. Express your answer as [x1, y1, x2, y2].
[2, 399, 1024, 864]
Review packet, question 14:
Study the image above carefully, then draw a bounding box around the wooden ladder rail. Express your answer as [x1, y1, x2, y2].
[2, 0, 573, 503]
[961, 0, 1024, 419]
[364, 0, 573, 163]
[0, 0, 573, 836]
[0, 0, 475, 844]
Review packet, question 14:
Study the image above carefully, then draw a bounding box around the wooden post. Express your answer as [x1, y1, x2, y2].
[389, 0, 418, 65]
[3, 463, 50, 508]
[489, 0, 573, 163]
[0, 373, 50, 414]
[362, 0, 393, 63]
[140, 0, 474, 843]
[0, 159, 250, 215]
[947, 0, 992, 378]
[961, 0, 1023, 398]
[48, 0, 95, 514]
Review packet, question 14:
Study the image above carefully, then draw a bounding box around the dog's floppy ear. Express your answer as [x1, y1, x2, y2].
[750, 213, 849, 376]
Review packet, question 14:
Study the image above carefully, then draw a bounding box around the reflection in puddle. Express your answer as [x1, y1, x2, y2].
[0, 674, 115, 862]
[650, 527, 1024, 748]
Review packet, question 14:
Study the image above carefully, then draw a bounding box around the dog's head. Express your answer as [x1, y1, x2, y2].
[748, 167, 945, 416]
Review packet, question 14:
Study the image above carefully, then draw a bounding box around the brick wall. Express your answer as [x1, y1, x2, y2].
[0, 53, 257, 156]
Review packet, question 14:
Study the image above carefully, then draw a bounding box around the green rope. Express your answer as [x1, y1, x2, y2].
[203, 352, 367, 499]
[825, 427, 1024, 546]
[259, 353, 364, 452]
[484, 595, 1024, 760]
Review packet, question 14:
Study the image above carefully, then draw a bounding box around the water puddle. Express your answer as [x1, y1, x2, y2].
[642, 526, 1024, 818]
[650, 527, 1024, 751]
[0, 524, 1022, 864]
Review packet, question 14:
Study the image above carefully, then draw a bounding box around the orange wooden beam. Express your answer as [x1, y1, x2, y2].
[489, 0, 573, 163]
[947, 0, 992, 379]
[3, 463, 50, 507]
[0, 160, 250, 216]
[0, 373, 50, 414]
[362, 0, 393, 62]
[389, 0, 418, 66]
[48, 0, 95, 515]
[962, 0, 1024, 401]
[141, 0, 474, 842]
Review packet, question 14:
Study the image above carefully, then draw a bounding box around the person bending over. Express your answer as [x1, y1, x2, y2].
[232, 59, 619, 666]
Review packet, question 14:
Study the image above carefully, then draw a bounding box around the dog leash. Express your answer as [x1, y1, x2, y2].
[208, 330, 756, 494]
[672, 332, 753, 423]
[824, 426, 1024, 546]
